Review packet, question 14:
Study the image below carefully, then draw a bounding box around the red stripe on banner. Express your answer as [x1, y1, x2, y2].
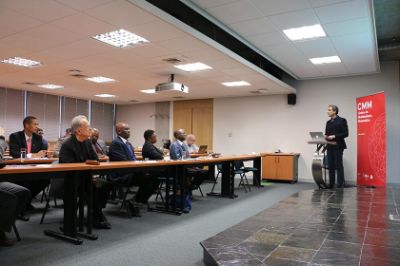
[356, 92, 386, 187]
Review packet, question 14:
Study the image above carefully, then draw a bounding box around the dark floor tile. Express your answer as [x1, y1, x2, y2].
[263, 257, 308, 266]
[362, 244, 400, 262]
[331, 223, 366, 234]
[219, 258, 265, 265]
[311, 251, 360, 266]
[268, 246, 316, 262]
[320, 239, 361, 256]
[247, 229, 290, 245]
[209, 245, 262, 265]
[281, 229, 327, 250]
[360, 255, 396, 266]
[326, 231, 365, 244]
[232, 219, 269, 232]
[217, 228, 254, 241]
[299, 222, 333, 232]
[236, 240, 277, 257]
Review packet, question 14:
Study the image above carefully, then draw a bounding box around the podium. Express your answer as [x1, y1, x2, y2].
[307, 139, 336, 189]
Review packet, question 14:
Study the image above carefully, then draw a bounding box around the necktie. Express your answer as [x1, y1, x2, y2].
[27, 138, 32, 154]
[94, 143, 103, 155]
[126, 142, 135, 160]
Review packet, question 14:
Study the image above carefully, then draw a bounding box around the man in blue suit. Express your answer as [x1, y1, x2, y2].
[108, 122, 158, 216]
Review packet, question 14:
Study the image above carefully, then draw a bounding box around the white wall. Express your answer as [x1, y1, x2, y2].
[213, 61, 400, 183]
[116, 103, 156, 147]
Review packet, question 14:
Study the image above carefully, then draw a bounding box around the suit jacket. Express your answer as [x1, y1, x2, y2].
[97, 139, 108, 155]
[142, 141, 164, 160]
[109, 136, 136, 162]
[59, 135, 98, 163]
[9, 131, 45, 158]
[325, 116, 349, 150]
[170, 140, 190, 160]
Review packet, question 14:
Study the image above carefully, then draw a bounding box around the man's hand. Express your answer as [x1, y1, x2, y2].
[325, 135, 335, 140]
[31, 150, 47, 158]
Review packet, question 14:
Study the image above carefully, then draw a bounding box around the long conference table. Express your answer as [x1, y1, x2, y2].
[0, 154, 261, 245]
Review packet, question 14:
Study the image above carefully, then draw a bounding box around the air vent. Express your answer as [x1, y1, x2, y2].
[162, 57, 183, 64]
[172, 96, 185, 99]
[128, 100, 139, 103]
[70, 74, 88, 78]
[23, 81, 37, 85]
[250, 90, 262, 94]
[69, 69, 82, 72]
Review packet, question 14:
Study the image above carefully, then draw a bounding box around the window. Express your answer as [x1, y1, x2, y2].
[61, 97, 89, 134]
[0, 88, 25, 138]
[91, 101, 114, 142]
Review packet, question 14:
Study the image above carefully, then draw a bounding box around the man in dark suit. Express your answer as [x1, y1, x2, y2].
[108, 123, 158, 216]
[142, 129, 164, 160]
[59, 115, 111, 229]
[91, 128, 109, 159]
[325, 105, 349, 188]
[9, 116, 49, 209]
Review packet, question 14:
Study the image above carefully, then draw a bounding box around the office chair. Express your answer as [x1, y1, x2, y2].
[234, 161, 251, 192]
[210, 164, 222, 193]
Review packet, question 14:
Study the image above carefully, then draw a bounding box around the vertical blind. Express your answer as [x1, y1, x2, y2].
[61, 97, 89, 134]
[91, 101, 114, 142]
[0, 88, 25, 137]
[26, 92, 60, 141]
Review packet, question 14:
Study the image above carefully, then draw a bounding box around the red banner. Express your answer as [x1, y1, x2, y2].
[356, 92, 386, 187]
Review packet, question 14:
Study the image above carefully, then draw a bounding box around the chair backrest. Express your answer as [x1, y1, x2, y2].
[216, 163, 222, 172]
[234, 161, 244, 170]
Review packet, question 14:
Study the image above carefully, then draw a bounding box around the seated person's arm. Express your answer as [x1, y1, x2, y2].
[109, 142, 129, 161]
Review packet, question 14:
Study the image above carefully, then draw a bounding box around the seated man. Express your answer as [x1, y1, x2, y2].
[36, 128, 48, 150]
[0, 182, 31, 246]
[8, 116, 49, 209]
[109, 123, 158, 216]
[170, 129, 207, 195]
[185, 134, 199, 154]
[53, 128, 72, 158]
[91, 128, 109, 159]
[59, 115, 111, 229]
[142, 129, 163, 160]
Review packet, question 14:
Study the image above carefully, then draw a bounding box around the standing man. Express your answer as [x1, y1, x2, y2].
[59, 115, 111, 229]
[9, 116, 49, 209]
[325, 105, 349, 188]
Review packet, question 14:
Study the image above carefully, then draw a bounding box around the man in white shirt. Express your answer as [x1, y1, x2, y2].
[185, 134, 199, 154]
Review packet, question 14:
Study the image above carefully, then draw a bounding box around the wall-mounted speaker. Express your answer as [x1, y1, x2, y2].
[288, 94, 296, 105]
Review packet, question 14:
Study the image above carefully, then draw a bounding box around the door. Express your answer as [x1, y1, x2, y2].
[276, 156, 294, 180]
[262, 155, 277, 179]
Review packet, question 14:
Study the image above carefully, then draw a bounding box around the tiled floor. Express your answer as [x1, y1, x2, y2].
[201, 187, 400, 265]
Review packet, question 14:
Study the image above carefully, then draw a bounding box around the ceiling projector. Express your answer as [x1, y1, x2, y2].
[155, 74, 189, 93]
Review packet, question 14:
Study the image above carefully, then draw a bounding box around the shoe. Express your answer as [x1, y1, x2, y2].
[26, 204, 35, 211]
[16, 214, 29, 222]
[127, 201, 141, 217]
[0, 232, 15, 247]
[182, 207, 191, 214]
[93, 220, 111, 230]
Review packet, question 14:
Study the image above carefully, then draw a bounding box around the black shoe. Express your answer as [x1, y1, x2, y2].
[93, 220, 111, 230]
[16, 214, 29, 222]
[0, 232, 15, 247]
[127, 201, 141, 217]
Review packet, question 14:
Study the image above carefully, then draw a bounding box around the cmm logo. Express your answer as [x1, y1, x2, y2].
[358, 100, 372, 110]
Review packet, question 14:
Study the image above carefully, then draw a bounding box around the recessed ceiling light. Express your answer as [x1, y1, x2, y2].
[283, 24, 326, 41]
[174, 62, 212, 72]
[38, 84, 64, 90]
[140, 89, 156, 94]
[1, 57, 42, 67]
[92, 29, 149, 48]
[309, 56, 341, 65]
[85, 76, 116, 83]
[222, 81, 251, 87]
[95, 94, 116, 98]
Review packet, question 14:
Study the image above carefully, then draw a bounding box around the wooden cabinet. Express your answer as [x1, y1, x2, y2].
[262, 153, 299, 182]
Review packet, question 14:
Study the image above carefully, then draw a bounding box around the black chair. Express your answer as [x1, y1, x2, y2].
[210, 164, 222, 193]
[40, 178, 64, 224]
[234, 161, 251, 192]
[12, 223, 21, 241]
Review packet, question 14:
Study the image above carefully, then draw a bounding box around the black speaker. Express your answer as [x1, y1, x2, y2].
[288, 94, 296, 105]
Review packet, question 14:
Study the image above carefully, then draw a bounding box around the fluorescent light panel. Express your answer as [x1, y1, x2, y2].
[283, 24, 326, 41]
[1, 57, 42, 67]
[38, 84, 63, 90]
[174, 62, 212, 72]
[140, 89, 156, 94]
[85, 76, 116, 83]
[309, 56, 341, 65]
[222, 81, 251, 87]
[95, 94, 115, 98]
[92, 29, 149, 48]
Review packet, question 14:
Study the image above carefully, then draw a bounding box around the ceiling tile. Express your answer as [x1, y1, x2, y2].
[315, 0, 370, 24]
[269, 9, 321, 30]
[189, 0, 240, 9]
[206, 0, 263, 24]
[323, 17, 372, 37]
[51, 13, 115, 36]
[55, 0, 115, 11]
[246, 31, 287, 47]
[308, 0, 351, 7]
[0, 8, 43, 38]
[294, 38, 337, 58]
[250, 0, 311, 16]
[228, 17, 277, 37]
[314, 62, 348, 76]
[126, 20, 186, 43]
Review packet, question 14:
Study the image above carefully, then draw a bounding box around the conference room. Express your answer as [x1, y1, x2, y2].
[1, 0, 399, 265]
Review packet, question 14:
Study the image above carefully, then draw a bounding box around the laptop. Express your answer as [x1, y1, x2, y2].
[309, 132, 325, 140]
[197, 145, 208, 154]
